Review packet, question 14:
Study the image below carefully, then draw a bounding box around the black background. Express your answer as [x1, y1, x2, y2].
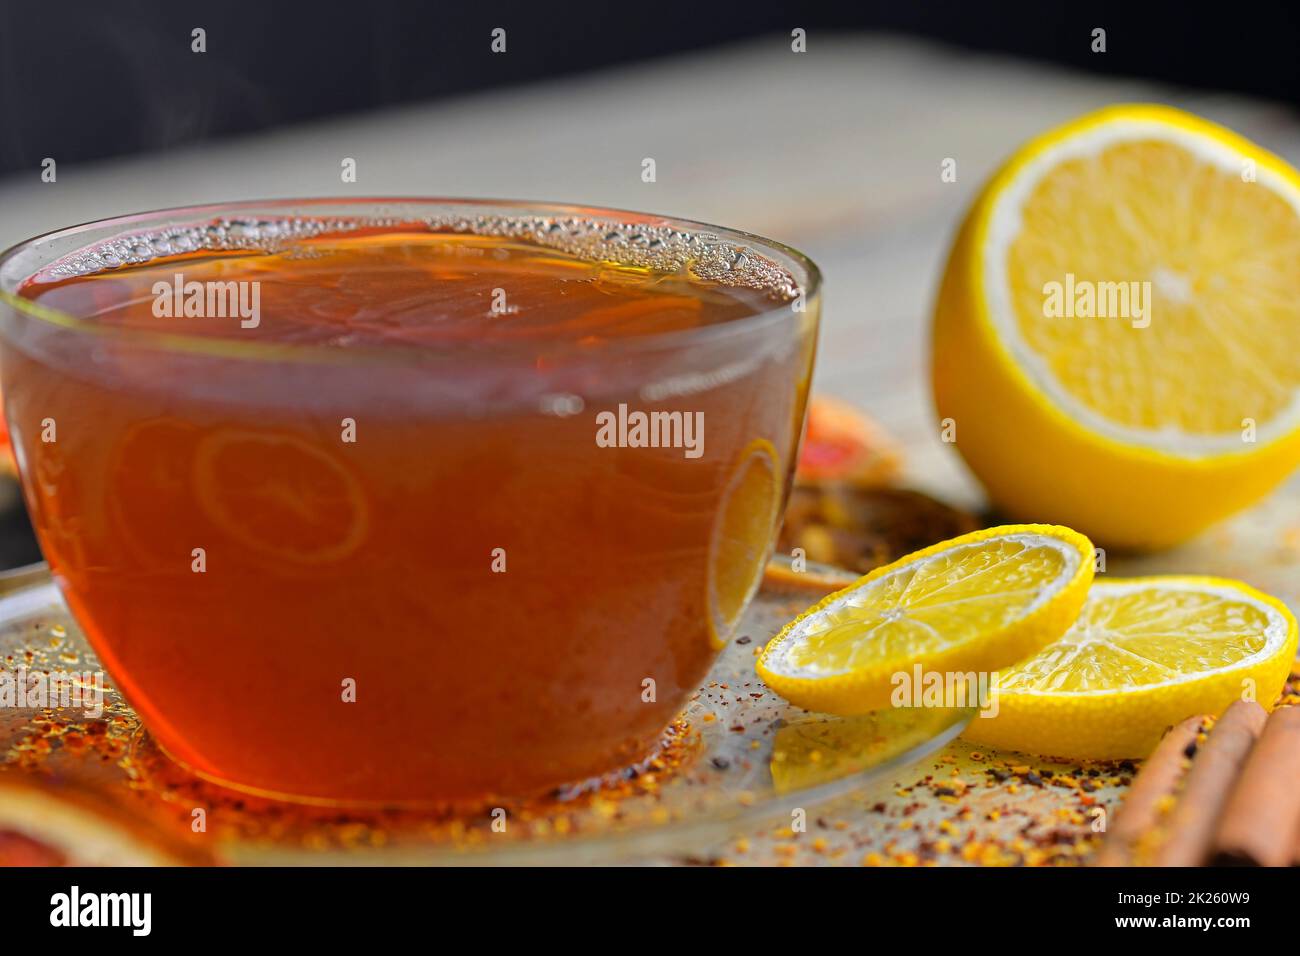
[2, 0, 1297, 177]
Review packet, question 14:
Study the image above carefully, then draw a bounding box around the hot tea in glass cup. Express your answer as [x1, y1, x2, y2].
[0, 199, 820, 804]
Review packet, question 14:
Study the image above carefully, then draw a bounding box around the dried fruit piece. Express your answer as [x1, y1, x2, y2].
[795, 396, 900, 488]
[778, 485, 978, 575]
[0, 773, 216, 866]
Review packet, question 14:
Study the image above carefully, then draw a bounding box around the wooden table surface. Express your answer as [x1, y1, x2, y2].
[2, 34, 1298, 864]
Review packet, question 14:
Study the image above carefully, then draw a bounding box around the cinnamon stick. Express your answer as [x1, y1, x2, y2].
[1212, 706, 1300, 866]
[1094, 715, 1204, 867]
[1154, 700, 1267, 867]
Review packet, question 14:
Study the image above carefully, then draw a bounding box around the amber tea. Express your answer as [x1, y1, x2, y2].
[0, 202, 819, 803]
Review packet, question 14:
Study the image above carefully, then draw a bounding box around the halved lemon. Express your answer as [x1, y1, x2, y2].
[707, 438, 782, 648]
[933, 104, 1300, 549]
[756, 525, 1094, 714]
[964, 576, 1298, 759]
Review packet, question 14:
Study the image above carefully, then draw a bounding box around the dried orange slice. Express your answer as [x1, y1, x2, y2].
[193, 428, 369, 566]
[0, 773, 216, 866]
[795, 395, 900, 487]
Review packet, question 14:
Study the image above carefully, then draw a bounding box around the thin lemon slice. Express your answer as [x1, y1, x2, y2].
[757, 525, 1094, 714]
[964, 577, 1299, 760]
[194, 428, 370, 566]
[707, 438, 782, 648]
[933, 104, 1300, 548]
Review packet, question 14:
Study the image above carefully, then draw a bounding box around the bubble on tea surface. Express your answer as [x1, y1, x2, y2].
[33, 213, 802, 304]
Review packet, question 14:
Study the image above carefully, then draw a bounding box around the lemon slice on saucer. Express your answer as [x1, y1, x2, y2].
[963, 576, 1298, 759]
[757, 525, 1094, 714]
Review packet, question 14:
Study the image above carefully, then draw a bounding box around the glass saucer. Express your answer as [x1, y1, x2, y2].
[0, 560, 971, 865]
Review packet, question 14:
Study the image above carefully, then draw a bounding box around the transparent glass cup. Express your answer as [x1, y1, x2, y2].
[0, 199, 821, 805]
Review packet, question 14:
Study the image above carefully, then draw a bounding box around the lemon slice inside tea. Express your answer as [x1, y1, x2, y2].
[194, 428, 370, 566]
[707, 438, 781, 648]
[757, 525, 1094, 714]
